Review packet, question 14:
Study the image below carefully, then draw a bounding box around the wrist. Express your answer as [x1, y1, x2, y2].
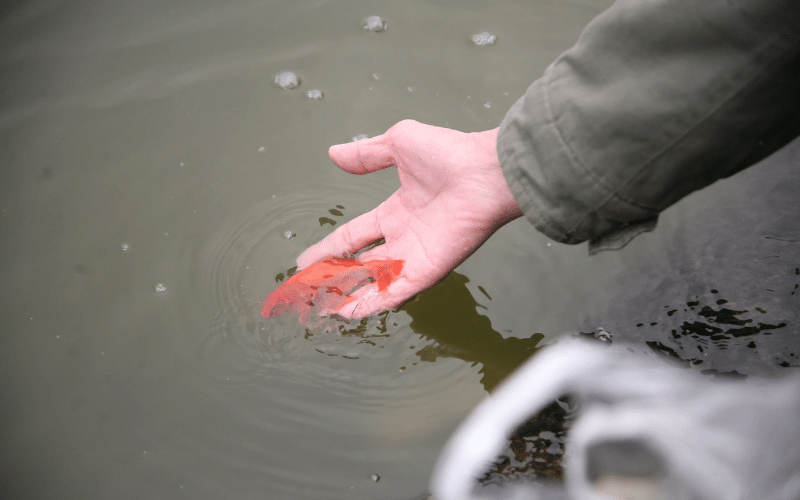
[477, 127, 524, 223]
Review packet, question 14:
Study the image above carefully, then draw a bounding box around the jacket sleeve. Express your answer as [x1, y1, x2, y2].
[497, 0, 800, 252]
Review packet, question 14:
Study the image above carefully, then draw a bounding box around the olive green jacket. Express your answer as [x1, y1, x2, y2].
[498, 0, 800, 254]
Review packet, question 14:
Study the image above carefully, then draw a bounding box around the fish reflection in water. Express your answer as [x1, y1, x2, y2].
[261, 256, 403, 326]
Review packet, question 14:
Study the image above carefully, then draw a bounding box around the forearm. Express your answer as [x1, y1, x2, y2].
[498, 0, 800, 246]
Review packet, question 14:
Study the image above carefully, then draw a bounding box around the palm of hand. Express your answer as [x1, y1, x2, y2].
[297, 120, 523, 319]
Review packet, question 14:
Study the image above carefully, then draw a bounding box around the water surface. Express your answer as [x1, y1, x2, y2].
[2, 1, 797, 499]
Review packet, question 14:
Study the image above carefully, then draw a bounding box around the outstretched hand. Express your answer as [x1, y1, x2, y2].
[297, 120, 524, 319]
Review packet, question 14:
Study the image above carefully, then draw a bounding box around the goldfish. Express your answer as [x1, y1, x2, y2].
[261, 257, 404, 325]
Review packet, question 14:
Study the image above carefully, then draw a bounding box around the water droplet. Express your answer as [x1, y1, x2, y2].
[351, 134, 369, 141]
[407, 86, 413, 92]
[306, 89, 323, 100]
[121, 243, 129, 251]
[179, 162, 185, 167]
[546, 242, 552, 247]
[258, 146, 265, 152]
[155, 283, 167, 292]
[484, 103, 491, 108]
[372, 73, 380, 80]
[371, 474, 380, 482]
[274, 71, 300, 89]
[283, 230, 296, 240]
[471, 31, 497, 46]
[363, 15, 387, 32]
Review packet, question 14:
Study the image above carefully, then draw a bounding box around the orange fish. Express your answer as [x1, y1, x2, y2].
[261, 257, 404, 324]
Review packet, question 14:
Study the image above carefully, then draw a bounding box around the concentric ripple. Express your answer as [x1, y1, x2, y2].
[181, 186, 484, 427]
[190, 189, 352, 385]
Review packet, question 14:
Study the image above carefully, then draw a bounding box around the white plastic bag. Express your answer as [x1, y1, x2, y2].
[431, 338, 800, 500]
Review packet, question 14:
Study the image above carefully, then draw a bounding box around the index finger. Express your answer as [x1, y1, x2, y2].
[296, 210, 383, 269]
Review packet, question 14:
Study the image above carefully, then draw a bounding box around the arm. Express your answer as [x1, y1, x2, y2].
[499, 0, 800, 250]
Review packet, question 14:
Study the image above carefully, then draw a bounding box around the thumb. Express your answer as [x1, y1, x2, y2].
[329, 135, 395, 175]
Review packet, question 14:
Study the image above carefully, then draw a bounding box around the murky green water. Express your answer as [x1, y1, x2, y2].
[1, 0, 797, 499]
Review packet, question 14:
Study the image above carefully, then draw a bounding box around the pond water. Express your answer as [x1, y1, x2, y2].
[1, 0, 797, 499]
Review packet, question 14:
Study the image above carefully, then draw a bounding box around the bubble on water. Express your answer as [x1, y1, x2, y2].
[471, 31, 497, 46]
[594, 327, 612, 342]
[363, 15, 387, 32]
[155, 283, 167, 292]
[283, 230, 296, 240]
[371, 474, 380, 482]
[306, 89, 323, 100]
[372, 73, 380, 80]
[484, 103, 491, 108]
[274, 71, 300, 89]
[121, 243, 129, 251]
[351, 134, 369, 142]
[258, 146, 265, 152]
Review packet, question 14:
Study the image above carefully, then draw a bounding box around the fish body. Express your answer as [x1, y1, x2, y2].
[261, 257, 404, 323]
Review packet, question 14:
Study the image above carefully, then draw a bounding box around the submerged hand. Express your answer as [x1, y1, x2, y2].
[297, 120, 524, 318]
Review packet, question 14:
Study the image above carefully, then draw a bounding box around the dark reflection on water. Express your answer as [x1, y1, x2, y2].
[268, 265, 546, 391]
[402, 272, 545, 392]
[578, 141, 800, 380]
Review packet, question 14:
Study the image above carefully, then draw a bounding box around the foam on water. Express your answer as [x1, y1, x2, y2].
[471, 31, 497, 46]
[363, 15, 387, 32]
[306, 89, 323, 99]
[274, 71, 300, 89]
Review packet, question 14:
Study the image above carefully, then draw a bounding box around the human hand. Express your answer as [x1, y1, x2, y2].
[297, 120, 524, 318]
